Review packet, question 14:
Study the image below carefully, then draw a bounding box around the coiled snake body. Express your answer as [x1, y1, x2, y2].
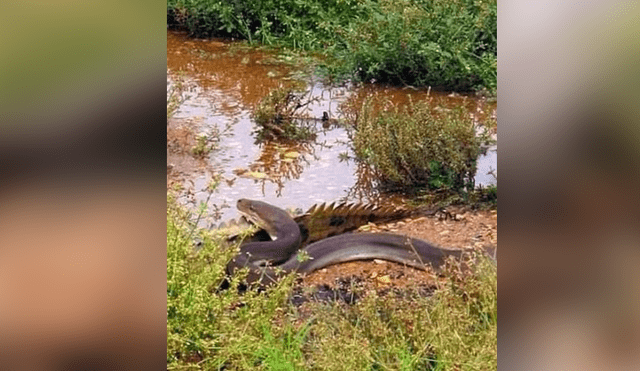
[226, 199, 494, 285]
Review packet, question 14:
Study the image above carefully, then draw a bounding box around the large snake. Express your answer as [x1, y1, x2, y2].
[226, 199, 495, 285]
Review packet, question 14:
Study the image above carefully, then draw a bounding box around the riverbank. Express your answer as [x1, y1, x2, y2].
[167, 198, 497, 370]
[167, 0, 496, 93]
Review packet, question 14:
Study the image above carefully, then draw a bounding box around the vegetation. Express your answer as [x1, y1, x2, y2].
[167, 74, 185, 118]
[251, 85, 318, 142]
[167, 0, 497, 92]
[167, 199, 497, 370]
[191, 132, 217, 157]
[416, 184, 498, 210]
[345, 96, 490, 197]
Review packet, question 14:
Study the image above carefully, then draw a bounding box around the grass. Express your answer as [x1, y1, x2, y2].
[167, 197, 497, 370]
[167, 0, 496, 93]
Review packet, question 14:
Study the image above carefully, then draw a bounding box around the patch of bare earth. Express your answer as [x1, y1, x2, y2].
[300, 205, 497, 291]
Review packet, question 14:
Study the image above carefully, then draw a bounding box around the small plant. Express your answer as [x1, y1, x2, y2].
[167, 76, 184, 118]
[349, 96, 486, 195]
[191, 132, 214, 157]
[251, 85, 317, 142]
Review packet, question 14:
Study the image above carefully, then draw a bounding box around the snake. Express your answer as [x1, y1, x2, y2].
[226, 199, 495, 285]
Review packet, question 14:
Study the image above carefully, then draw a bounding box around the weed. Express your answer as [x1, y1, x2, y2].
[167, 73, 185, 118]
[191, 132, 214, 157]
[470, 184, 497, 207]
[251, 85, 318, 143]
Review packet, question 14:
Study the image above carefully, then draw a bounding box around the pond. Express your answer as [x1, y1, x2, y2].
[167, 31, 497, 226]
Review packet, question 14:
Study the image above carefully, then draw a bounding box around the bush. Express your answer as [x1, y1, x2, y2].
[350, 96, 484, 193]
[330, 0, 497, 91]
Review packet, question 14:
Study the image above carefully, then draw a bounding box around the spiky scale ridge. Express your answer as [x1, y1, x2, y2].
[292, 201, 432, 247]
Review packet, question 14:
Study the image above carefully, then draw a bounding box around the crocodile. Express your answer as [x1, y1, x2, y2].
[226, 199, 492, 286]
[221, 199, 447, 249]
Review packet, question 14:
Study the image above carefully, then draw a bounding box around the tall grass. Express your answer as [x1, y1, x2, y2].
[167, 0, 496, 92]
[167, 198, 497, 370]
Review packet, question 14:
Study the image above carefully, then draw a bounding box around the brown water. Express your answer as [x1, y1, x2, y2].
[167, 31, 497, 226]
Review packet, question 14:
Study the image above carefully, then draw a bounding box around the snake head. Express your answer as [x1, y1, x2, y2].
[237, 198, 291, 237]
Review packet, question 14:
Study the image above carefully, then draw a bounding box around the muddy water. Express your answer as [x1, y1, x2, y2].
[167, 31, 496, 225]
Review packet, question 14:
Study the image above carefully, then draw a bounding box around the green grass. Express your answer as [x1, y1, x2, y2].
[167, 0, 496, 92]
[167, 198, 497, 370]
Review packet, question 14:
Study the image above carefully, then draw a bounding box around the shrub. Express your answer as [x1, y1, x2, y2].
[350, 96, 484, 193]
[331, 0, 497, 91]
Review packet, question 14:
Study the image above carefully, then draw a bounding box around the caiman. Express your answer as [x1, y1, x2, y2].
[226, 199, 495, 286]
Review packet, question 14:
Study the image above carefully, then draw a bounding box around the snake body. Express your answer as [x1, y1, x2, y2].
[233, 199, 301, 265]
[226, 199, 492, 285]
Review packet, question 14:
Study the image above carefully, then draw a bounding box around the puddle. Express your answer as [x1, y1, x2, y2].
[167, 31, 497, 225]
